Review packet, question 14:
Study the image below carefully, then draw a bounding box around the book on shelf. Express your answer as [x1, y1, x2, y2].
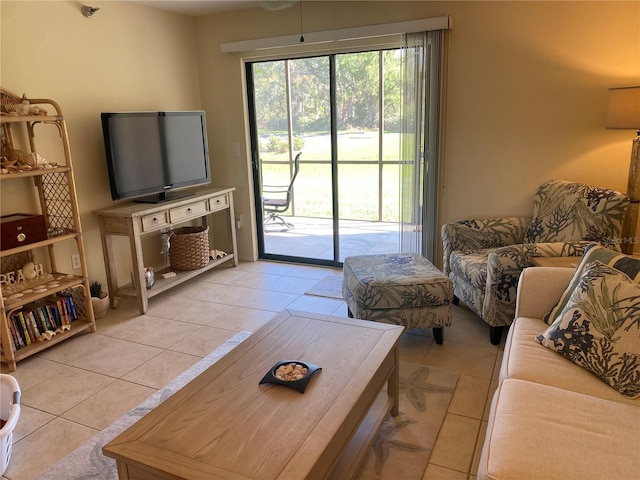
[7, 314, 23, 350]
[45, 302, 62, 328]
[50, 294, 76, 323]
[32, 304, 52, 331]
[60, 292, 78, 320]
[34, 302, 59, 330]
[24, 305, 47, 335]
[52, 297, 70, 325]
[5, 291, 80, 352]
[9, 309, 47, 350]
[31, 311, 44, 336]
[16, 311, 32, 346]
[24, 310, 39, 342]
[9, 312, 28, 348]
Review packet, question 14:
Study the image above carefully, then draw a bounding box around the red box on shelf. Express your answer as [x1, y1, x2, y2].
[0, 213, 47, 251]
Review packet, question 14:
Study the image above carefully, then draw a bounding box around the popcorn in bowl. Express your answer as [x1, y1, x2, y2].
[259, 360, 322, 393]
[274, 362, 309, 381]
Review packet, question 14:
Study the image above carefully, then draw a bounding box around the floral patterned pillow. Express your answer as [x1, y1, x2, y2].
[543, 244, 640, 324]
[536, 260, 640, 398]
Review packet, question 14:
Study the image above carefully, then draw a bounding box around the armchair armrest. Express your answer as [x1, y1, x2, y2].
[441, 216, 529, 274]
[481, 241, 593, 326]
[530, 240, 598, 258]
[489, 240, 596, 269]
[515, 267, 575, 319]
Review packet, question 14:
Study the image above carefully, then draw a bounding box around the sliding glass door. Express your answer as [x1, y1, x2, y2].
[247, 50, 404, 266]
[334, 51, 403, 260]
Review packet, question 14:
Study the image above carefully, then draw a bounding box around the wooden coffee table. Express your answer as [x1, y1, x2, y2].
[103, 309, 404, 480]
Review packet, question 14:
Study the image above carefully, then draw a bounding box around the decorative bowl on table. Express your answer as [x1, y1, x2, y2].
[259, 360, 321, 393]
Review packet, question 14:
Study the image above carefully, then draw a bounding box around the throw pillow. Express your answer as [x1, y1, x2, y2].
[543, 244, 640, 324]
[536, 260, 640, 398]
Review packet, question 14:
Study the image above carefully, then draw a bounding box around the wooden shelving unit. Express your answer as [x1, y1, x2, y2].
[0, 88, 96, 372]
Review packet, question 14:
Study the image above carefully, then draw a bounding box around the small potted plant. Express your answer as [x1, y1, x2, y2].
[90, 280, 109, 319]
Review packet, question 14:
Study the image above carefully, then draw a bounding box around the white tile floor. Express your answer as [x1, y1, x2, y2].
[1, 260, 504, 480]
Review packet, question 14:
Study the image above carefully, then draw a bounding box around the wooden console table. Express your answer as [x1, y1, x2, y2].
[94, 187, 238, 314]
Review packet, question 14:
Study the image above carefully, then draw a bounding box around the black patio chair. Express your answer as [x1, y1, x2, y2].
[263, 152, 301, 230]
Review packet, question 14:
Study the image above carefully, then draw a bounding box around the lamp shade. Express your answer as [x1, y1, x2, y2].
[606, 86, 640, 129]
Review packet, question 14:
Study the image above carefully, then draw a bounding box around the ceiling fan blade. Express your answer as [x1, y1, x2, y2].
[260, 1, 297, 11]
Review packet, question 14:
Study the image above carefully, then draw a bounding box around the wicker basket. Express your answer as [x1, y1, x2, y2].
[169, 226, 210, 271]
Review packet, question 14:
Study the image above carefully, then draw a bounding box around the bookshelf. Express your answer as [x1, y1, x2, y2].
[0, 88, 96, 372]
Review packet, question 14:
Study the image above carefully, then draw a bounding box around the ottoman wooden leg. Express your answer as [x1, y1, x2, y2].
[432, 327, 444, 345]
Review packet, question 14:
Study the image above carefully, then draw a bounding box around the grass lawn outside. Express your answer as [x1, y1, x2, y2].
[260, 131, 402, 221]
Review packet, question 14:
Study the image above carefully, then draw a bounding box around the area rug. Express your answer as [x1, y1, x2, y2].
[355, 362, 458, 480]
[305, 270, 344, 299]
[36, 335, 457, 480]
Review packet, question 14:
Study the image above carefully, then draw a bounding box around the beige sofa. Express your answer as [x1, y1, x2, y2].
[478, 266, 640, 480]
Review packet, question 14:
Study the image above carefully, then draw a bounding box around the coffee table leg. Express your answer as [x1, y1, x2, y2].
[389, 345, 400, 416]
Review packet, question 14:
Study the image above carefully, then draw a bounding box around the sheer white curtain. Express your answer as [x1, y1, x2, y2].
[399, 30, 444, 261]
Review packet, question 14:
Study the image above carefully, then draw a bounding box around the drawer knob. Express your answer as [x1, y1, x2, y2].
[153, 217, 159, 224]
[17, 233, 26, 242]
[187, 208, 193, 214]
[216, 199, 222, 205]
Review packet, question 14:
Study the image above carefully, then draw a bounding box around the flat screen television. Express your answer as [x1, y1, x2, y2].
[100, 111, 210, 203]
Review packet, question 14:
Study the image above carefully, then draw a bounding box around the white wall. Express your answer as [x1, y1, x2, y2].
[1, 0, 638, 289]
[195, 0, 640, 258]
[1, 0, 202, 285]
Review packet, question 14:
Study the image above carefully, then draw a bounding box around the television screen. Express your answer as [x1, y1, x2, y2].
[101, 111, 210, 203]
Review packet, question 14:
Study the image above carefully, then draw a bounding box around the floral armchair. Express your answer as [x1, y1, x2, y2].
[441, 180, 629, 344]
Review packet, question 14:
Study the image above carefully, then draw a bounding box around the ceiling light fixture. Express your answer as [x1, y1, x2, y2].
[260, 1, 297, 11]
[81, 5, 100, 18]
[299, 1, 304, 43]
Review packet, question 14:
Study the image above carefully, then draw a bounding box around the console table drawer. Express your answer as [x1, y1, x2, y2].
[170, 201, 208, 222]
[209, 194, 229, 212]
[141, 212, 169, 232]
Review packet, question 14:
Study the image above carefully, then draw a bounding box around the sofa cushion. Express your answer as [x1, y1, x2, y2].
[515, 267, 576, 319]
[536, 260, 640, 398]
[478, 378, 640, 480]
[544, 244, 640, 324]
[502, 317, 639, 406]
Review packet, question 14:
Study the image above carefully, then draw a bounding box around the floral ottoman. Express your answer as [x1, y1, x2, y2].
[342, 253, 453, 344]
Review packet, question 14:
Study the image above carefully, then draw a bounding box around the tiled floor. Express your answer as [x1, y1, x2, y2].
[1, 260, 504, 480]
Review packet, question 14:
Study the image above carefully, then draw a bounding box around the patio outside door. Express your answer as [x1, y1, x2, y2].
[247, 51, 403, 266]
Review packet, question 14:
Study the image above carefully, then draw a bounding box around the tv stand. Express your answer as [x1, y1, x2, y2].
[94, 187, 238, 314]
[133, 190, 196, 204]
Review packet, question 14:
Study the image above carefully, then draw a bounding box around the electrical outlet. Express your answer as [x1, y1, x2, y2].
[71, 253, 81, 270]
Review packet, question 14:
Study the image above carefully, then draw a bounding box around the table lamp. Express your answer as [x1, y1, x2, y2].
[606, 86, 640, 254]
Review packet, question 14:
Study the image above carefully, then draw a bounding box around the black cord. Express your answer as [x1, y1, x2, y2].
[299, 1, 304, 43]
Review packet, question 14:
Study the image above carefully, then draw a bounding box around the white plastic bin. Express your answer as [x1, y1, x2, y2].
[0, 374, 20, 476]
